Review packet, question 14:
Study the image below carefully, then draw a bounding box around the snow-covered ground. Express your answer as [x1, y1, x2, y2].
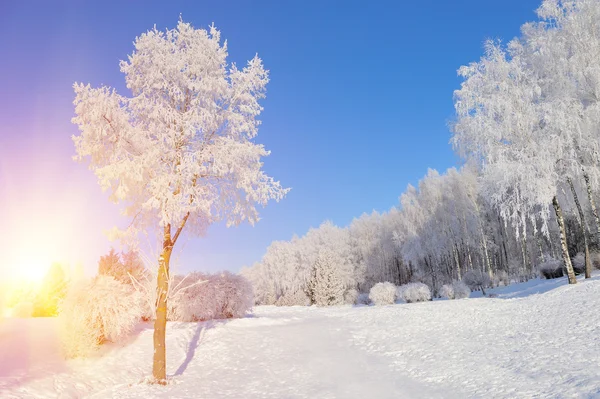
[2, 275, 600, 398]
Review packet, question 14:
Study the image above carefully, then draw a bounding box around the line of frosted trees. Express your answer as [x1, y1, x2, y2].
[243, 0, 600, 305]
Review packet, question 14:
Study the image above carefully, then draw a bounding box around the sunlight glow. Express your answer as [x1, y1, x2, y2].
[12, 256, 51, 283]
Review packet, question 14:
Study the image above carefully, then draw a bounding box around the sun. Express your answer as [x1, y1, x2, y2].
[12, 256, 52, 284]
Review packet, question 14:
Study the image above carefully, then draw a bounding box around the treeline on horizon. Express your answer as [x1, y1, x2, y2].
[242, 0, 600, 305]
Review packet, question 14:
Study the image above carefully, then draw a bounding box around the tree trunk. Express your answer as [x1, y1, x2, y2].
[453, 244, 462, 280]
[552, 196, 577, 284]
[537, 236, 545, 263]
[497, 215, 510, 271]
[568, 177, 592, 278]
[153, 228, 173, 384]
[583, 172, 600, 246]
[481, 233, 492, 280]
[520, 236, 528, 281]
[425, 256, 438, 297]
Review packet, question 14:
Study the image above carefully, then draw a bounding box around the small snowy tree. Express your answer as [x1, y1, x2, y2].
[307, 250, 345, 306]
[369, 282, 396, 306]
[98, 248, 147, 285]
[72, 20, 288, 382]
[462, 270, 491, 295]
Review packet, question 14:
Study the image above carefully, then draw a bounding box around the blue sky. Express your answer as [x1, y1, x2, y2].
[0, 0, 542, 276]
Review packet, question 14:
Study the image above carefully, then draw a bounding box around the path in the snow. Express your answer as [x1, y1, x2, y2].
[91, 307, 447, 398]
[2, 275, 600, 398]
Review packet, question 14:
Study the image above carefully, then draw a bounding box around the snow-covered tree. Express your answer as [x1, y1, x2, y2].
[98, 248, 147, 285]
[72, 20, 288, 382]
[307, 249, 345, 306]
[462, 270, 491, 296]
[452, 39, 578, 284]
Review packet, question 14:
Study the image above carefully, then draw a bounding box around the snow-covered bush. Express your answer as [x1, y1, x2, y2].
[397, 282, 431, 303]
[571, 253, 586, 275]
[169, 272, 253, 322]
[276, 290, 311, 306]
[344, 288, 359, 305]
[440, 284, 454, 299]
[369, 282, 396, 306]
[11, 301, 33, 318]
[59, 275, 144, 358]
[452, 280, 471, 299]
[440, 281, 470, 300]
[213, 272, 254, 319]
[539, 258, 563, 279]
[462, 270, 491, 294]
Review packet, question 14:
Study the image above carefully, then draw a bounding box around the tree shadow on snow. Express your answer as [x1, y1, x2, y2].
[172, 320, 226, 377]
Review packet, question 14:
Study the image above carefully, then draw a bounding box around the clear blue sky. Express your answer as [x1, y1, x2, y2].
[0, 0, 542, 277]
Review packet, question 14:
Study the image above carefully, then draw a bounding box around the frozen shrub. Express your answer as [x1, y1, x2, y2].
[11, 301, 33, 318]
[452, 280, 471, 299]
[462, 270, 491, 295]
[276, 290, 311, 306]
[440, 284, 455, 300]
[369, 282, 396, 306]
[344, 288, 359, 305]
[539, 258, 563, 279]
[442, 281, 471, 299]
[571, 253, 586, 275]
[59, 275, 144, 358]
[169, 272, 253, 322]
[397, 282, 431, 303]
[218, 272, 254, 318]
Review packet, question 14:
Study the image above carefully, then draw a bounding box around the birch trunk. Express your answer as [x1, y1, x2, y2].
[453, 244, 462, 280]
[552, 196, 577, 284]
[583, 172, 600, 246]
[568, 177, 592, 278]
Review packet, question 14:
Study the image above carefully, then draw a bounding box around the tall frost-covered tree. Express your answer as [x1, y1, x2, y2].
[72, 21, 288, 382]
[452, 40, 578, 284]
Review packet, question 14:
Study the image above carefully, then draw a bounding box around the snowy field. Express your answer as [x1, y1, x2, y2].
[1, 276, 600, 399]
